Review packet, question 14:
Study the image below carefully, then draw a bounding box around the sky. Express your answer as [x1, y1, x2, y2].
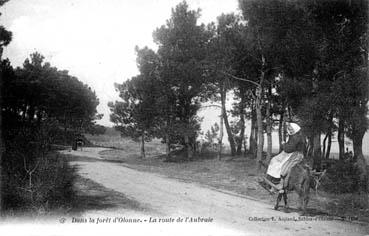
[1, 0, 239, 127]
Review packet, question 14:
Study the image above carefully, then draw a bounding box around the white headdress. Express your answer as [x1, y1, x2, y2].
[287, 122, 301, 135]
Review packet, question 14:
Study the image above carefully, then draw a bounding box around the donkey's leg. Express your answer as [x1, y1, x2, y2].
[283, 192, 289, 209]
[302, 189, 310, 215]
[302, 197, 309, 215]
[274, 193, 283, 210]
[296, 190, 303, 210]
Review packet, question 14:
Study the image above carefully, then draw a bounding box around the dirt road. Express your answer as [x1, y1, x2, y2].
[63, 147, 368, 236]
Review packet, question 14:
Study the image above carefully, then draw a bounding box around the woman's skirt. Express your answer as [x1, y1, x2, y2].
[266, 151, 304, 178]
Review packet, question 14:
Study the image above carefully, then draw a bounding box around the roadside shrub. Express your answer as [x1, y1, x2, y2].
[320, 161, 360, 194]
[49, 128, 92, 146]
[30, 154, 77, 211]
[324, 193, 369, 221]
[2, 154, 77, 213]
[199, 142, 219, 154]
[164, 148, 189, 162]
[1, 123, 77, 215]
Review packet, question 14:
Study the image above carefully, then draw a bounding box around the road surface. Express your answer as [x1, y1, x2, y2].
[62, 147, 368, 236]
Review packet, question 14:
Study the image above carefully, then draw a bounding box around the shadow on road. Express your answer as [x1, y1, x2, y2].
[59, 152, 151, 216]
[54, 153, 153, 216]
[68, 175, 151, 216]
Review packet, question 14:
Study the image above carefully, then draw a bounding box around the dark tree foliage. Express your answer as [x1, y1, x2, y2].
[86, 124, 106, 136]
[207, 13, 247, 157]
[1, 52, 99, 211]
[109, 47, 159, 158]
[2, 52, 101, 143]
[237, 0, 318, 166]
[152, 1, 212, 159]
[238, 0, 368, 173]
[106, 0, 368, 188]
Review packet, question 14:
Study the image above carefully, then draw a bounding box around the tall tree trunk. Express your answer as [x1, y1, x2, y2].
[243, 137, 247, 157]
[306, 135, 314, 159]
[326, 132, 332, 159]
[237, 90, 246, 155]
[324, 113, 334, 159]
[261, 127, 265, 152]
[338, 118, 345, 160]
[64, 115, 68, 145]
[313, 132, 322, 170]
[322, 132, 328, 159]
[221, 87, 236, 156]
[184, 134, 193, 160]
[183, 115, 194, 161]
[218, 104, 224, 160]
[249, 105, 257, 156]
[183, 98, 193, 160]
[278, 113, 283, 152]
[255, 32, 266, 172]
[140, 133, 145, 159]
[164, 119, 171, 158]
[165, 133, 170, 157]
[256, 85, 263, 171]
[266, 85, 273, 162]
[253, 122, 258, 154]
[237, 116, 245, 155]
[192, 137, 197, 154]
[266, 100, 272, 163]
[353, 132, 368, 192]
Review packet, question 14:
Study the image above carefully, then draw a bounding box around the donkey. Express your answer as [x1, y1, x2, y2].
[274, 163, 311, 214]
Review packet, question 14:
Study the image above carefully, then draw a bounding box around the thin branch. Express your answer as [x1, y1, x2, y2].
[23, 156, 29, 173]
[221, 71, 260, 87]
[29, 158, 41, 174]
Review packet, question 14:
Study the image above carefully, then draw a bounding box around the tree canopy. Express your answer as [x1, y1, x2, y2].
[109, 0, 368, 187]
[2, 52, 101, 143]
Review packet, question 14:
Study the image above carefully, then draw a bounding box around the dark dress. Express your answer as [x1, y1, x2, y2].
[283, 131, 306, 153]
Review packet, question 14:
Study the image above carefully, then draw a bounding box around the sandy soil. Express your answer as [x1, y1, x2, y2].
[64, 147, 368, 236]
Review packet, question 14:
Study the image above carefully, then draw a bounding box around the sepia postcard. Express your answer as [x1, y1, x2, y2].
[0, 0, 368, 235]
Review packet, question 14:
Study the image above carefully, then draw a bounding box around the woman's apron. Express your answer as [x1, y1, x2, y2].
[266, 151, 294, 178]
[267, 151, 304, 179]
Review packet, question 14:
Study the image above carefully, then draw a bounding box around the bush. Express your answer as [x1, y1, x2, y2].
[164, 148, 189, 162]
[2, 154, 77, 213]
[320, 161, 361, 194]
[1, 124, 77, 215]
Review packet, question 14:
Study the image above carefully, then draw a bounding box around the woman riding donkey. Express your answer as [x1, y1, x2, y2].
[263, 122, 313, 214]
[266, 122, 306, 193]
